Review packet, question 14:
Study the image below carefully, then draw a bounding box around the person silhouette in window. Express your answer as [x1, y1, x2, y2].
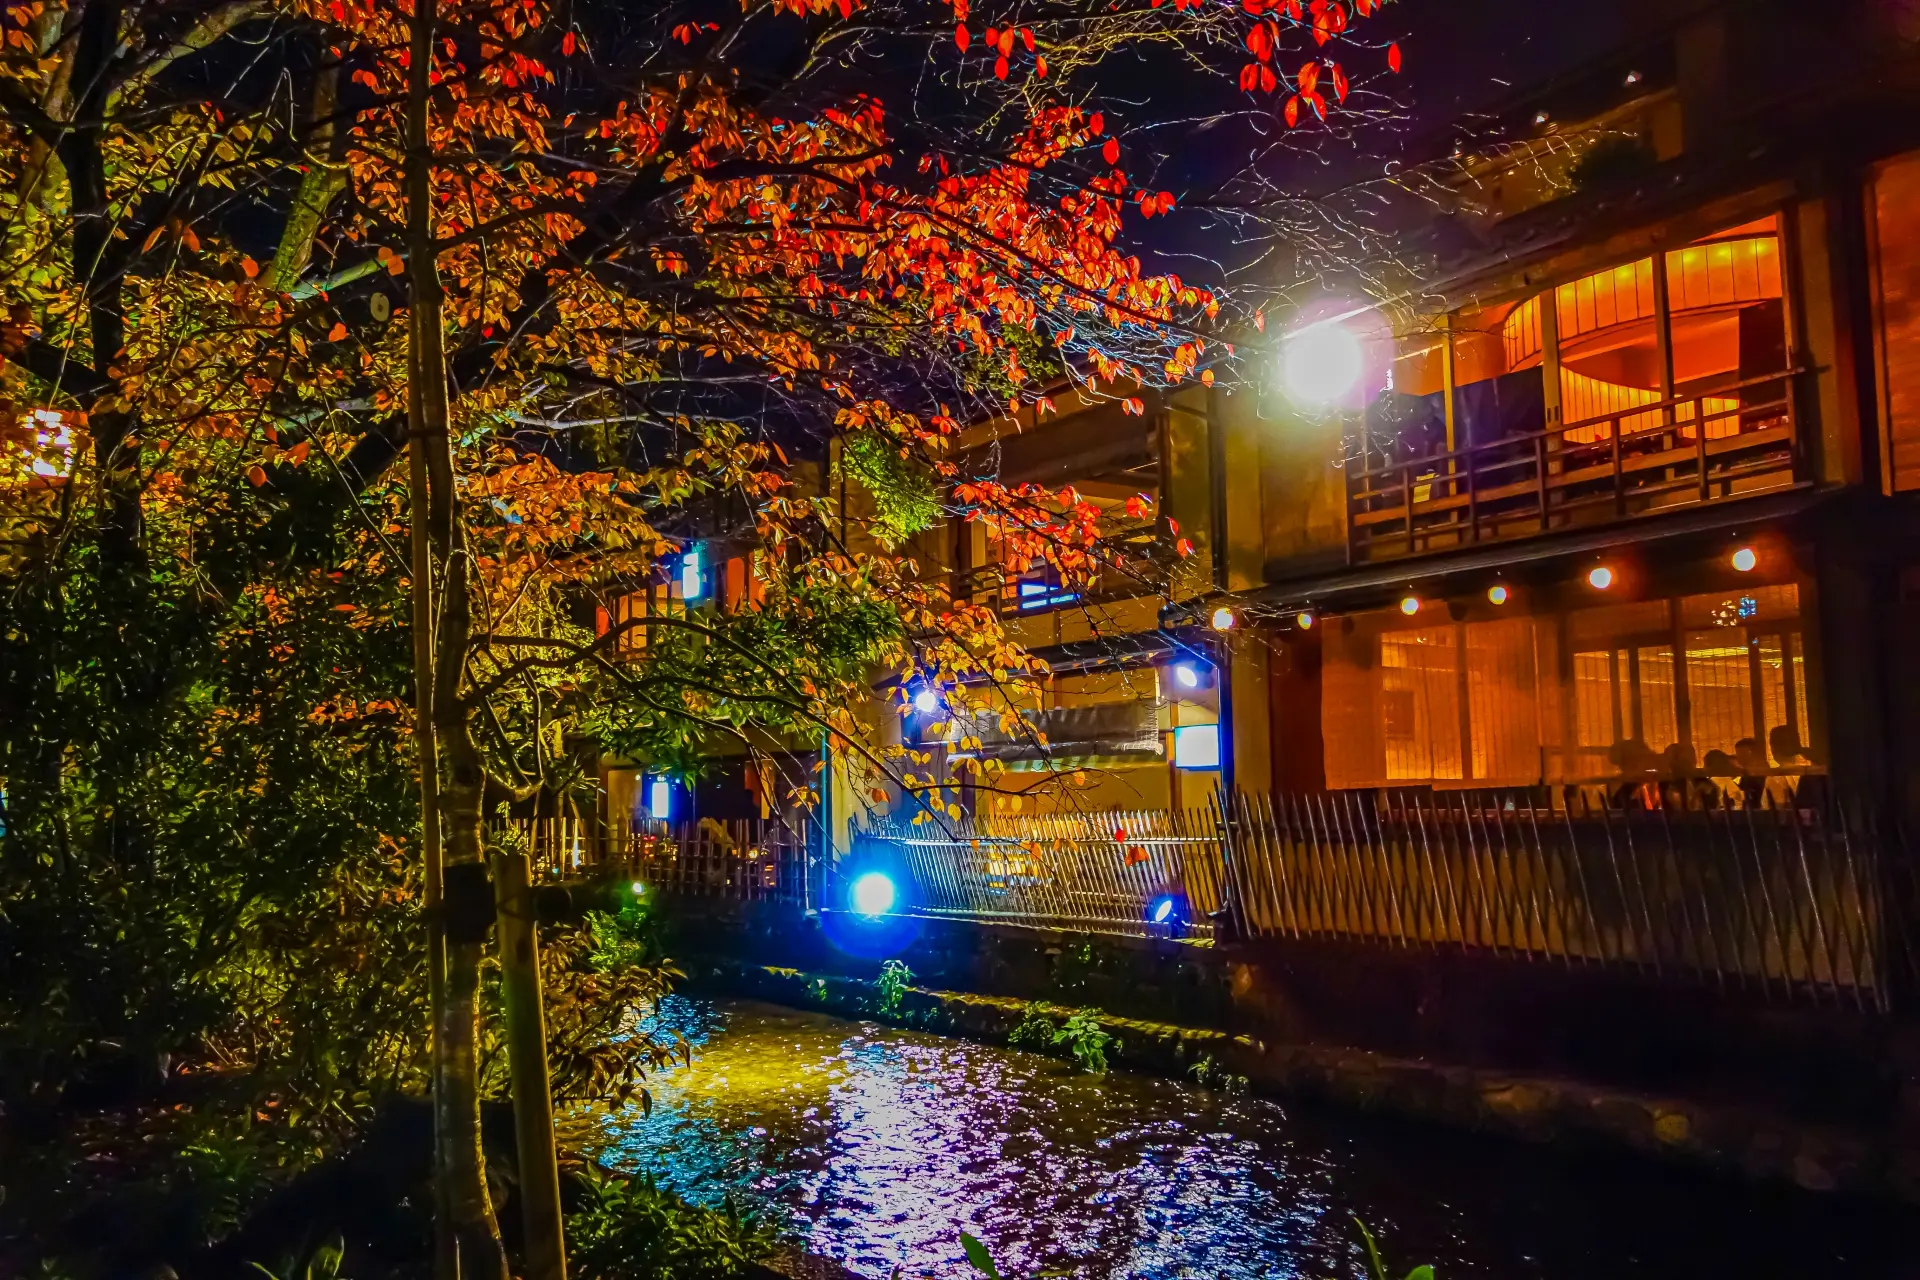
[1733, 737, 1769, 805]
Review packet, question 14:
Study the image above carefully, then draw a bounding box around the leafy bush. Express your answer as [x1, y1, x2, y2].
[1005, 1004, 1110, 1073]
[1052, 1009, 1112, 1075]
[1005, 1002, 1056, 1051]
[567, 1166, 780, 1280]
[872, 959, 913, 1018]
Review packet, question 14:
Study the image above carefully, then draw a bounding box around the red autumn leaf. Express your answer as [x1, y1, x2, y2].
[247, 465, 267, 487]
[1239, 62, 1259, 91]
[561, 30, 576, 55]
[1388, 41, 1403, 72]
[1122, 397, 1145, 414]
[1090, 112, 1105, 135]
[1175, 536, 1195, 557]
[288, 440, 311, 463]
[997, 27, 1015, 55]
[1332, 64, 1349, 101]
[1020, 26, 1035, 52]
[1298, 61, 1321, 93]
[1247, 24, 1269, 57]
[1114, 826, 1128, 842]
[1259, 65, 1278, 93]
[955, 24, 970, 50]
[994, 55, 1008, 79]
[1284, 94, 1301, 127]
[328, 322, 348, 341]
[1167, 517, 1180, 534]
[1103, 136, 1120, 164]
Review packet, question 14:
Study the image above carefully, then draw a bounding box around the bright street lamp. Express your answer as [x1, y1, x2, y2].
[1281, 318, 1365, 405]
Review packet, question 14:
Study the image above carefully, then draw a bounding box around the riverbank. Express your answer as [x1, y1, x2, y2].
[688, 956, 1920, 1203]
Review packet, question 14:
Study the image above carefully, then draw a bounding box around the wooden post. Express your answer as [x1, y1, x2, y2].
[493, 851, 568, 1280]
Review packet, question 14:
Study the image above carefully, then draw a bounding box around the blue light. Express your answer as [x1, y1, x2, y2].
[851, 871, 897, 917]
[1151, 896, 1175, 924]
[1175, 664, 1200, 689]
[912, 685, 942, 714]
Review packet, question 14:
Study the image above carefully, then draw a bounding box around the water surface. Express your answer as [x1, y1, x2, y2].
[586, 996, 1920, 1278]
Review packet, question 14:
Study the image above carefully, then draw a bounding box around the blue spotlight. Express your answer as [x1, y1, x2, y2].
[1146, 893, 1189, 934]
[851, 871, 898, 918]
[1175, 663, 1200, 689]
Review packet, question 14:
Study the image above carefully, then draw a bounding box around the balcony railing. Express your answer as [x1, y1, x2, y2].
[1347, 368, 1802, 561]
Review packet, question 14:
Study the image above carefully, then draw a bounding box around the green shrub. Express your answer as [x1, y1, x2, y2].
[872, 959, 913, 1018]
[1005, 1002, 1055, 1051]
[1052, 1009, 1112, 1074]
[567, 1166, 781, 1280]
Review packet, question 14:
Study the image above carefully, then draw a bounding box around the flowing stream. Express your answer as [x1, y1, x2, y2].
[585, 997, 1919, 1278]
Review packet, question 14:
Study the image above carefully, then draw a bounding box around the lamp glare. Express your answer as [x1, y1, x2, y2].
[1281, 319, 1365, 405]
[1588, 566, 1615, 590]
[1210, 606, 1236, 632]
[1732, 546, 1758, 573]
[851, 871, 897, 918]
[1400, 595, 1420, 616]
[1488, 585, 1509, 605]
[1175, 664, 1200, 689]
[912, 687, 941, 714]
[1296, 611, 1315, 630]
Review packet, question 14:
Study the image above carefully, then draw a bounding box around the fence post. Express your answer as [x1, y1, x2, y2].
[1210, 789, 1245, 941]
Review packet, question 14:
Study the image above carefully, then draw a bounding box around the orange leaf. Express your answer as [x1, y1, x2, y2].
[387, 254, 405, 276]
[240, 256, 259, 279]
[561, 30, 576, 54]
[289, 440, 311, 463]
[247, 465, 267, 487]
[1035, 54, 1046, 78]
[1333, 64, 1349, 101]
[1284, 94, 1301, 127]
[328, 322, 348, 341]
[1239, 62, 1259, 91]
[1126, 846, 1150, 866]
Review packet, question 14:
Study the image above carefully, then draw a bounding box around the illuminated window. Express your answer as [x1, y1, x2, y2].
[1871, 150, 1920, 492]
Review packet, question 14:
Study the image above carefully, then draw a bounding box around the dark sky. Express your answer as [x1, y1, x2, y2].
[1392, 0, 1627, 121]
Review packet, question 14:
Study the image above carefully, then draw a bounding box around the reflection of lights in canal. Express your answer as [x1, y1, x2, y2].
[586, 997, 1909, 1280]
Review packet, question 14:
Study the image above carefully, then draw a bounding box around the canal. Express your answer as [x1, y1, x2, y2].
[585, 997, 1920, 1278]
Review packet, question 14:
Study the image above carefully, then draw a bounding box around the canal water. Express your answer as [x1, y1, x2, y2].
[585, 996, 1920, 1279]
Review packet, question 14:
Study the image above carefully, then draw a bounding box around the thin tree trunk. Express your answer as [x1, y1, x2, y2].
[271, 60, 347, 293]
[407, 0, 508, 1274]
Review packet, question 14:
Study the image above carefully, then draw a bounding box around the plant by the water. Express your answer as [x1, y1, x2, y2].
[873, 959, 913, 1018]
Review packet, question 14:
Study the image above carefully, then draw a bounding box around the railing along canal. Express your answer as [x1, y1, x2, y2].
[516, 814, 811, 907]
[852, 789, 1907, 1011]
[852, 808, 1228, 939]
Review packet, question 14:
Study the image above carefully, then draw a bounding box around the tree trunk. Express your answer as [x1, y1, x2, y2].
[494, 850, 569, 1280]
[407, 0, 508, 1274]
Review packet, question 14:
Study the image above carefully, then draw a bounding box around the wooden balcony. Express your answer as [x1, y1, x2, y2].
[1347, 368, 1803, 562]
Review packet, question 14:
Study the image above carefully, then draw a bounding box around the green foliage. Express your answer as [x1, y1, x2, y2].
[247, 1233, 347, 1280]
[1351, 1216, 1434, 1280]
[567, 1165, 780, 1280]
[961, 1231, 1001, 1280]
[871, 959, 913, 1018]
[840, 432, 942, 548]
[1185, 1054, 1248, 1094]
[1006, 1002, 1056, 1051]
[1005, 1004, 1110, 1073]
[1052, 1009, 1112, 1075]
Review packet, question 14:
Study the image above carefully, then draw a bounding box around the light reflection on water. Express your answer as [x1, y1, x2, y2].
[585, 997, 1919, 1279]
